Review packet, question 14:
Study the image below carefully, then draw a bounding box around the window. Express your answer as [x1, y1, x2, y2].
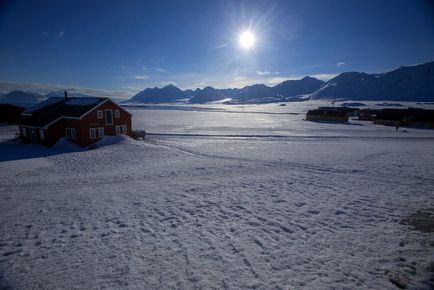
[21, 127, 27, 137]
[65, 128, 76, 140]
[89, 127, 104, 139]
[105, 109, 113, 125]
[114, 110, 120, 118]
[90, 128, 96, 139]
[116, 125, 128, 135]
[39, 129, 45, 140]
[97, 110, 103, 119]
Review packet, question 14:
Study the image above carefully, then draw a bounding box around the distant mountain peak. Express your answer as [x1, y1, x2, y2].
[0, 90, 45, 105]
[310, 61, 434, 101]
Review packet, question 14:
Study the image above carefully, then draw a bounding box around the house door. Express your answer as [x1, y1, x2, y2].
[30, 129, 37, 144]
[105, 109, 113, 125]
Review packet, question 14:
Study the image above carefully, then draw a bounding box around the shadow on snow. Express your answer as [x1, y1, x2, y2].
[0, 139, 83, 162]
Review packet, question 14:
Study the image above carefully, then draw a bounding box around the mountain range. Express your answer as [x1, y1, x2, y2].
[310, 61, 434, 101]
[0, 89, 126, 106]
[128, 61, 434, 104]
[129, 76, 325, 104]
[0, 81, 129, 101]
[0, 90, 45, 104]
[1, 61, 433, 105]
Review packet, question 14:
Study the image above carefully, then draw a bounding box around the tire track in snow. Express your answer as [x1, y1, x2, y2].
[146, 138, 434, 185]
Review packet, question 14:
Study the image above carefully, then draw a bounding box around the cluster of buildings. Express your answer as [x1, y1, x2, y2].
[306, 106, 434, 128]
[305, 107, 357, 123]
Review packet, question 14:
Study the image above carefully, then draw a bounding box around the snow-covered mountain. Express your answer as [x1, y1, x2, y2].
[128, 61, 434, 104]
[129, 84, 190, 103]
[2, 61, 433, 105]
[128, 77, 324, 104]
[0, 90, 45, 104]
[274, 76, 325, 97]
[0, 81, 130, 100]
[310, 61, 434, 101]
[0, 88, 128, 105]
[189, 86, 227, 103]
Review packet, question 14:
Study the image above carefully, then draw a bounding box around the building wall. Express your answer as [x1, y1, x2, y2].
[78, 100, 132, 147]
[19, 126, 50, 146]
[306, 114, 348, 123]
[374, 119, 434, 128]
[20, 99, 133, 147]
[374, 119, 399, 126]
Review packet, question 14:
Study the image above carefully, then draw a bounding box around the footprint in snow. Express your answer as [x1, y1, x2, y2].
[308, 209, 321, 215]
[335, 209, 348, 215]
[2, 249, 22, 257]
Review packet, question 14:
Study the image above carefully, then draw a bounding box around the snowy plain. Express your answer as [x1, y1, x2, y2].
[1, 101, 434, 289]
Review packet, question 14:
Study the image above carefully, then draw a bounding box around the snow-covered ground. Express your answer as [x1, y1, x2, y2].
[128, 100, 434, 138]
[1, 101, 434, 289]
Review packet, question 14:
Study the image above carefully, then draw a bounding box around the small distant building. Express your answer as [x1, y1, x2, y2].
[358, 108, 381, 121]
[306, 108, 350, 123]
[19, 94, 132, 147]
[374, 109, 404, 126]
[318, 106, 359, 115]
[374, 108, 434, 128]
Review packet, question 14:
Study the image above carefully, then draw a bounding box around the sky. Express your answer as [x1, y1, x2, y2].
[1, 0, 434, 95]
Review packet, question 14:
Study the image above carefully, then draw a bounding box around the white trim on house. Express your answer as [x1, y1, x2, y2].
[89, 127, 104, 139]
[114, 109, 120, 118]
[39, 129, 45, 140]
[115, 125, 128, 135]
[65, 127, 76, 140]
[105, 109, 114, 125]
[97, 110, 103, 119]
[79, 99, 132, 120]
[20, 125, 51, 129]
[39, 116, 81, 129]
[21, 127, 27, 137]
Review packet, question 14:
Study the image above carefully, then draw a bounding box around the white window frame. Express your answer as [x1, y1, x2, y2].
[105, 109, 113, 125]
[97, 110, 103, 119]
[98, 127, 104, 138]
[21, 127, 27, 137]
[39, 129, 45, 140]
[89, 127, 104, 139]
[114, 110, 120, 118]
[115, 125, 128, 135]
[65, 128, 76, 140]
[89, 128, 96, 139]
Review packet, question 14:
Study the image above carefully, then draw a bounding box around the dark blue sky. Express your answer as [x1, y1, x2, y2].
[1, 0, 433, 92]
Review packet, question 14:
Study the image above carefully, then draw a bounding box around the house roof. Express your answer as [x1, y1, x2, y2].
[20, 97, 108, 127]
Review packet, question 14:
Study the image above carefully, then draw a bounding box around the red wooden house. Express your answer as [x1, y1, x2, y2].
[19, 95, 132, 147]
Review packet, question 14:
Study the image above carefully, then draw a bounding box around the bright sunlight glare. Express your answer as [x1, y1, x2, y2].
[239, 31, 255, 49]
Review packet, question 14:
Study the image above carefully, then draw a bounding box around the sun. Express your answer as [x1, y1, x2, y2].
[239, 31, 255, 49]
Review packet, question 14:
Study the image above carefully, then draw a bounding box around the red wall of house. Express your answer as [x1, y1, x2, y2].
[77, 100, 132, 147]
[20, 100, 133, 147]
